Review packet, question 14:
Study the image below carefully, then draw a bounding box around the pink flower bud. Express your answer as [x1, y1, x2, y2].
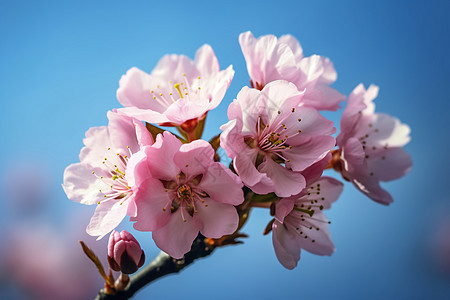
[107, 230, 145, 274]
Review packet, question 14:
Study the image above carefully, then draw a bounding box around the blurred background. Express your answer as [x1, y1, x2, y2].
[0, 0, 449, 299]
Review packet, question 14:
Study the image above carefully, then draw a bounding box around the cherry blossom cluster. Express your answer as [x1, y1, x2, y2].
[63, 31, 411, 271]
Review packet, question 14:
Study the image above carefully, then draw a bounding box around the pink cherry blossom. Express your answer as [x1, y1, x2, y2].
[132, 131, 244, 259]
[220, 80, 336, 197]
[272, 177, 343, 269]
[108, 230, 145, 274]
[117, 44, 234, 132]
[62, 110, 153, 238]
[239, 31, 345, 111]
[335, 84, 412, 204]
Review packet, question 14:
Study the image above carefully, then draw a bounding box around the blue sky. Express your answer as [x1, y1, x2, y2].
[0, 0, 449, 299]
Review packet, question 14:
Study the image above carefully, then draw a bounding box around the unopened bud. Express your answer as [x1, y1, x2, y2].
[107, 230, 145, 274]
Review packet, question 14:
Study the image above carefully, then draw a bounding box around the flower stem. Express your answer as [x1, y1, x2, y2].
[94, 235, 214, 300]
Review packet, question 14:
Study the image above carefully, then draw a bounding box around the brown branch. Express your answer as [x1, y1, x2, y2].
[94, 235, 214, 300]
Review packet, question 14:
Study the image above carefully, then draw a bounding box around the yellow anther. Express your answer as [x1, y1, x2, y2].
[174, 83, 183, 98]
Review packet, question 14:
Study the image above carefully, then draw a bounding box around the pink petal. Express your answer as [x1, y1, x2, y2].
[349, 147, 411, 205]
[272, 221, 301, 270]
[361, 84, 379, 115]
[107, 111, 145, 154]
[317, 56, 337, 84]
[197, 163, 244, 206]
[132, 178, 171, 232]
[278, 34, 303, 63]
[220, 119, 247, 159]
[230, 86, 272, 136]
[301, 152, 331, 185]
[152, 209, 199, 259]
[275, 199, 294, 223]
[260, 80, 305, 124]
[133, 119, 153, 147]
[143, 132, 181, 180]
[298, 55, 325, 83]
[284, 135, 335, 172]
[351, 178, 393, 205]
[301, 176, 344, 210]
[117, 106, 169, 125]
[164, 97, 209, 125]
[193, 198, 239, 238]
[341, 137, 366, 175]
[194, 44, 220, 76]
[294, 211, 335, 256]
[151, 54, 198, 82]
[288, 106, 336, 138]
[125, 148, 151, 188]
[239, 31, 298, 86]
[175, 139, 214, 178]
[79, 126, 110, 165]
[117, 67, 168, 112]
[62, 163, 102, 205]
[86, 200, 129, 239]
[258, 158, 306, 197]
[364, 113, 411, 148]
[366, 147, 412, 182]
[204, 66, 235, 111]
[233, 148, 269, 187]
[303, 83, 346, 111]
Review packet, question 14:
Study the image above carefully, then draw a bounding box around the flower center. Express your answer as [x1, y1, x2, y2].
[161, 173, 210, 222]
[176, 184, 193, 202]
[93, 147, 133, 206]
[149, 74, 204, 108]
[253, 114, 301, 164]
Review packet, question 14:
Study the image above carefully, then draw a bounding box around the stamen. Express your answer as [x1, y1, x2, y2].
[174, 83, 183, 98]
